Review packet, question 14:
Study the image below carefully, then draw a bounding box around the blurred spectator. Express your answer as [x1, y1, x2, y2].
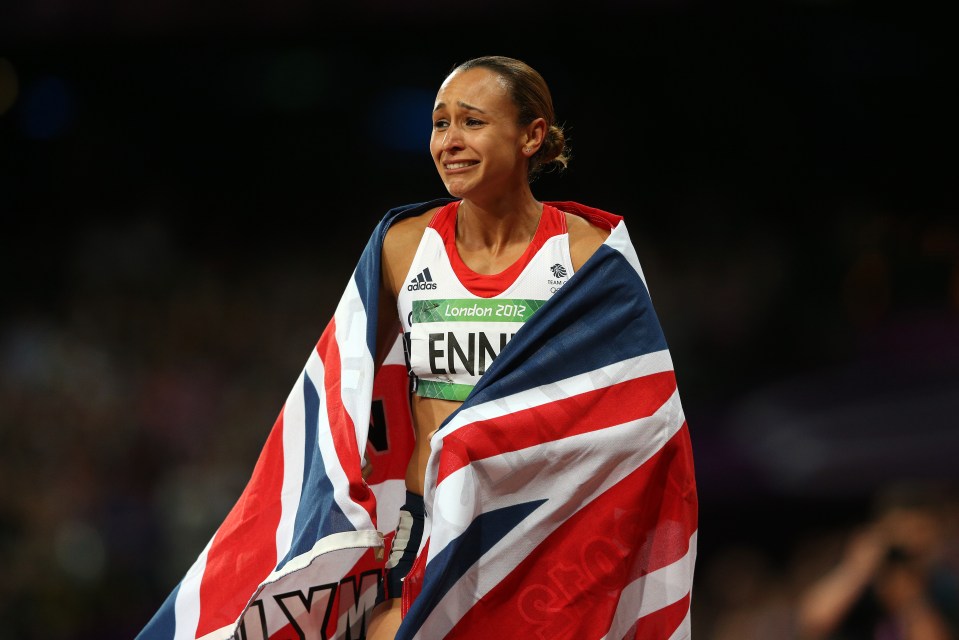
[795, 482, 959, 640]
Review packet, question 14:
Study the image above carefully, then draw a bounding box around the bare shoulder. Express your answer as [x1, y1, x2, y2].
[565, 212, 611, 271]
[381, 207, 438, 295]
[383, 207, 435, 261]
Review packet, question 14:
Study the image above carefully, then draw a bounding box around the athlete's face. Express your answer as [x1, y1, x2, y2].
[430, 68, 529, 200]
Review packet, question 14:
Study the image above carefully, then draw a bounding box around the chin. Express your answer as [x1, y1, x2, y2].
[444, 181, 469, 199]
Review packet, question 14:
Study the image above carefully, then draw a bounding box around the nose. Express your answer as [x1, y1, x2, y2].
[441, 125, 463, 151]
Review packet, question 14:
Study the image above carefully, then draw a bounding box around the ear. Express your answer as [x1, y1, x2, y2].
[521, 117, 547, 156]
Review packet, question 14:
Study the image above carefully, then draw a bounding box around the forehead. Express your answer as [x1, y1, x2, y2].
[434, 67, 512, 113]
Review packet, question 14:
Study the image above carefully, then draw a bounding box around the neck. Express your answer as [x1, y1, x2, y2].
[456, 197, 542, 250]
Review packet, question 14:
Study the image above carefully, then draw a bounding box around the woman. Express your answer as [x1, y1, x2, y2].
[367, 55, 612, 637]
[135, 54, 696, 640]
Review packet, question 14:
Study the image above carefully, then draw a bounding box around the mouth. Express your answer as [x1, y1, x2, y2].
[444, 161, 478, 170]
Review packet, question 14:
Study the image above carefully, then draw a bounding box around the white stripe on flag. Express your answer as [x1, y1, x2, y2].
[277, 365, 309, 562]
[600, 530, 698, 640]
[605, 220, 649, 290]
[334, 275, 376, 459]
[424, 349, 676, 510]
[172, 537, 212, 640]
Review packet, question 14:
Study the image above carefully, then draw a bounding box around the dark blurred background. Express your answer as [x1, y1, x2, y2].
[1, 2, 957, 638]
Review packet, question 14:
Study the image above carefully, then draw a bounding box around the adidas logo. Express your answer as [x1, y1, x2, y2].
[407, 267, 438, 291]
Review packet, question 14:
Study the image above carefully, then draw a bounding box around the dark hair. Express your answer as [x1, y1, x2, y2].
[450, 55, 570, 181]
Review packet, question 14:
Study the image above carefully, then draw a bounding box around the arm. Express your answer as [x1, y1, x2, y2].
[795, 526, 887, 639]
[374, 281, 401, 373]
[374, 211, 434, 373]
[367, 599, 403, 639]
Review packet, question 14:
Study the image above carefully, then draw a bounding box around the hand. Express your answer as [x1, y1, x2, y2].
[841, 525, 888, 578]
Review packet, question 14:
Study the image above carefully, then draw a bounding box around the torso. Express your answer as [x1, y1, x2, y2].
[379, 200, 610, 494]
[397, 201, 573, 402]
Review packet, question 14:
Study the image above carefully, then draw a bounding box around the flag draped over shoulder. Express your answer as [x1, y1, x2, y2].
[136, 198, 698, 640]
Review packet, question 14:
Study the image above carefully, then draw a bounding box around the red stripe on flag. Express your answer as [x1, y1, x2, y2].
[628, 592, 691, 640]
[315, 321, 376, 520]
[436, 370, 678, 486]
[196, 407, 288, 636]
[447, 425, 697, 640]
[365, 362, 415, 488]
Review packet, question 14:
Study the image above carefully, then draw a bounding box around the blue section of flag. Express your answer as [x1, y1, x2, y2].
[136, 582, 178, 639]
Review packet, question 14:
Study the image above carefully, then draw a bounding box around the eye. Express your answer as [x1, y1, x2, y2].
[433, 119, 449, 131]
[465, 117, 484, 127]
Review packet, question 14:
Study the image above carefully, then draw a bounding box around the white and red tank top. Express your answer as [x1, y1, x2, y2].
[396, 200, 573, 401]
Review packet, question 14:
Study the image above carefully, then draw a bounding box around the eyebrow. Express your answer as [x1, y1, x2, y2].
[433, 100, 486, 114]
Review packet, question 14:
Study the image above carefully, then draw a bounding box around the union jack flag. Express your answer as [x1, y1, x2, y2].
[136, 198, 698, 640]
